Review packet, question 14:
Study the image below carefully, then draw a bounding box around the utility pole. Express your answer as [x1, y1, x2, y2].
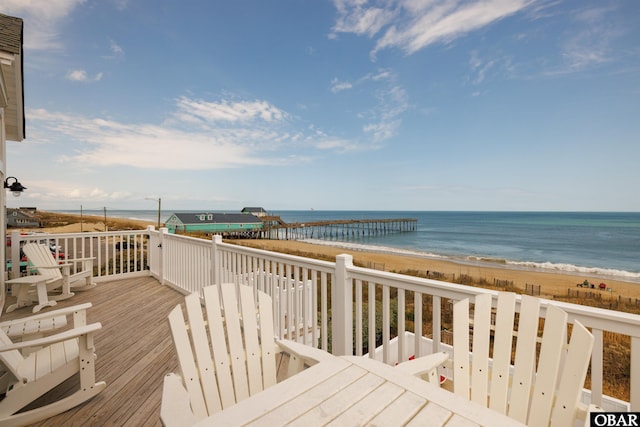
[145, 197, 162, 228]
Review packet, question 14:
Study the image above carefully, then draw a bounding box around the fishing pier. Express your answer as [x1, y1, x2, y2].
[260, 217, 417, 240]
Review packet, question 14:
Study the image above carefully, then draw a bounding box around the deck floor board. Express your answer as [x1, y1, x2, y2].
[1, 276, 184, 426]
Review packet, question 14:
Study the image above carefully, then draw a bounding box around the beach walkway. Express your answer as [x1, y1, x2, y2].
[2, 276, 182, 426]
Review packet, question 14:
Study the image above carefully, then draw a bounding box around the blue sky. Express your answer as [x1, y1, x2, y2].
[2, 0, 639, 212]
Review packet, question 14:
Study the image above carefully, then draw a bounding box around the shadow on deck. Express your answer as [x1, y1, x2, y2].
[2, 276, 183, 426]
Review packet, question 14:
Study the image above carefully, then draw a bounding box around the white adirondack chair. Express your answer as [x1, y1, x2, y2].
[0, 320, 106, 426]
[408, 292, 596, 427]
[161, 284, 336, 426]
[22, 242, 96, 294]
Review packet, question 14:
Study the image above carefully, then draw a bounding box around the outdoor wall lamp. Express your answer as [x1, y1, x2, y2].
[4, 176, 27, 197]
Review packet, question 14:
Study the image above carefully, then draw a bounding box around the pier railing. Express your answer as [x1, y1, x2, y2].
[6, 227, 639, 411]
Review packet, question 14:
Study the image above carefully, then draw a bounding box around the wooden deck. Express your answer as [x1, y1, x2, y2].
[2, 276, 184, 426]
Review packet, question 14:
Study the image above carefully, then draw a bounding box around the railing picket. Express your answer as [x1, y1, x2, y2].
[382, 285, 390, 364]
[414, 291, 423, 358]
[632, 337, 639, 410]
[368, 282, 375, 359]
[591, 328, 604, 406]
[321, 272, 328, 352]
[398, 288, 406, 363]
[355, 279, 363, 356]
[432, 295, 442, 355]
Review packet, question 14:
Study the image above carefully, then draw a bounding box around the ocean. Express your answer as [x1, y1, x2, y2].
[58, 210, 640, 283]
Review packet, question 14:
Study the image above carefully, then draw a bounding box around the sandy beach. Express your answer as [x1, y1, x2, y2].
[18, 211, 640, 303]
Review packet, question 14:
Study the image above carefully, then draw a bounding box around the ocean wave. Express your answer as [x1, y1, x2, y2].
[300, 239, 640, 282]
[505, 260, 640, 281]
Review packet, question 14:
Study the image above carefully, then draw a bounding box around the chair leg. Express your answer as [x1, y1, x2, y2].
[71, 275, 97, 291]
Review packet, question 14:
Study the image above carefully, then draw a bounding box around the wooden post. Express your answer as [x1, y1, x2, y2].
[332, 254, 353, 356]
[158, 227, 167, 285]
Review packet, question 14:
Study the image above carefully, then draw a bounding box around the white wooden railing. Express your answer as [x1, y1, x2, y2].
[9, 229, 150, 281]
[7, 228, 639, 411]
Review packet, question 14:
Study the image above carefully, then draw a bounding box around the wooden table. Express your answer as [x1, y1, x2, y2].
[194, 355, 525, 426]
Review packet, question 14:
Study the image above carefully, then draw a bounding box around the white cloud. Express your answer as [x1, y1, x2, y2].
[331, 0, 534, 58]
[362, 84, 409, 141]
[558, 7, 620, 71]
[15, 178, 135, 205]
[363, 120, 400, 142]
[541, 5, 623, 76]
[67, 69, 103, 82]
[330, 78, 353, 93]
[330, 68, 408, 142]
[107, 39, 125, 59]
[25, 96, 374, 171]
[331, 0, 395, 38]
[467, 51, 497, 84]
[0, 0, 86, 50]
[173, 97, 288, 124]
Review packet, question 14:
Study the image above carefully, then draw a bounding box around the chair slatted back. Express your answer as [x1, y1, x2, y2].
[527, 303, 568, 425]
[507, 295, 541, 422]
[453, 292, 594, 426]
[22, 243, 63, 282]
[549, 321, 594, 427]
[167, 284, 277, 419]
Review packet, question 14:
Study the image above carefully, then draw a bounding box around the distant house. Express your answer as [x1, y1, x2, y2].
[241, 207, 266, 218]
[6, 208, 40, 228]
[164, 212, 263, 235]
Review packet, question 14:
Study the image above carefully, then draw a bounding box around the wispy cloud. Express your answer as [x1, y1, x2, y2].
[26, 96, 373, 171]
[331, 0, 534, 59]
[67, 69, 103, 82]
[21, 178, 135, 205]
[330, 68, 408, 142]
[105, 39, 125, 60]
[362, 84, 409, 142]
[170, 97, 288, 125]
[330, 78, 353, 93]
[557, 6, 621, 72]
[0, 0, 86, 50]
[331, 0, 395, 38]
[468, 50, 496, 84]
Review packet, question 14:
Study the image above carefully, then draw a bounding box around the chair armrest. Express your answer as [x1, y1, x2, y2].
[0, 323, 102, 352]
[578, 403, 604, 427]
[66, 257, 96, 263]
[0, 302, 92, 328]
[395, 352, 449, 385]
[31, 264, 65, 269]
[276, 339, 336, 365]
[161, 373, 200, 427]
